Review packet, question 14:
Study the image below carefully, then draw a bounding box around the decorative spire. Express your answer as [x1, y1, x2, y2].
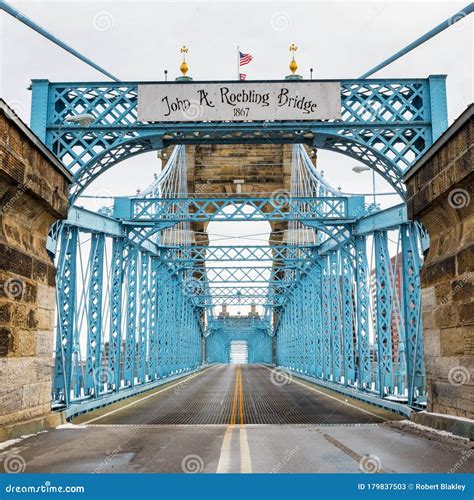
[285, 43, 302, 80]
[180, 46, 189, 76]
[289, 44, 298, 74]
[176, 45, 193, 81]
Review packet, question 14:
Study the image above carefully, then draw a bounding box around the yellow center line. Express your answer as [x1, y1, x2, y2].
[217, 365, 241, 473]
[238, 365, 252, 473]
[239, 366, 244, 426]
[229, 365, 240, 427]
[217, 365, 252, 473]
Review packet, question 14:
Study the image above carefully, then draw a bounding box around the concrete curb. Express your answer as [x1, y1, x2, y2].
[0, 412, 67, 443]
[411, 411, 474, 440]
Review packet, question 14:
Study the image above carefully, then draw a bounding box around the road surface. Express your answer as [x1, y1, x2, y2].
[1, 365, 472, 473]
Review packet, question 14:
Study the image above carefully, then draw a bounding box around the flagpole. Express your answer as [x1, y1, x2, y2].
[237, 45, 240, 80]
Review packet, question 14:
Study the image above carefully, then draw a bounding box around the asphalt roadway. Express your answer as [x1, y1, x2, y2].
[1, 364, 472, 473]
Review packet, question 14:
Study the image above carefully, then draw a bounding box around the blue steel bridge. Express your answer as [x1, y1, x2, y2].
[1, 0, 472, 476]
[8, 73, 472, 475]
[25, 76, 448, 418]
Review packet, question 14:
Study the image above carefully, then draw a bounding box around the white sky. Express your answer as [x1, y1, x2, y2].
[1, 0, 472, 317]
[1, 0, 472, 199]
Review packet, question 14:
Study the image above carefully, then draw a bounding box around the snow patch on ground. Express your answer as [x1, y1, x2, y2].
[0, 431, 47, 451]
[55, 423, 85, 429]
[399, 419, 470, 441]
[419, 411, 474, 424]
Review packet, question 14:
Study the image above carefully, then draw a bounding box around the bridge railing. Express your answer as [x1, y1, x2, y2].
[275, 222, 426, 407]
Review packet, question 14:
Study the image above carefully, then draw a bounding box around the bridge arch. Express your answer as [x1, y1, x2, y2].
[67, 131, 407, 202]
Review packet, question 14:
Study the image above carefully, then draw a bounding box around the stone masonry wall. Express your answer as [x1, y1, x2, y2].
[185, 144, 294, 245]
[0, 104, 70, 429]
[405, 108, 473, 418]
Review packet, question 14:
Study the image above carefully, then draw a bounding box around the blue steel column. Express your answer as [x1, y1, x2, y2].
[148, 256, 161, 381]
[304, 284, 311, 374]
[137, 252, 149, 384]
[428, 75, 448, 141]
[30, 79, 50, 144]
[401, 224, 425, 405]
[84, 232, 105, 396]
[307, 278, 316, 376]
[341, 243, 356, 384]
[374, 231, 394, 396]
[329, 251, 342, 381]
[354, 236, 371, 387]
[171, 281, 178, 374]
[157, 267, 168, 378]
[124, 244, 138, 387]
[53, 226, 77, 404]
[108, 237, 124, 392]
[321, 256, 332, 379]
[312, 263, 323, 378]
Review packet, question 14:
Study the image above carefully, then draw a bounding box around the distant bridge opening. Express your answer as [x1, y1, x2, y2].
[230, 341, 249, 364]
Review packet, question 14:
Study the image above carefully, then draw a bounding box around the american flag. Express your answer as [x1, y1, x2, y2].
[239, 51, 253, 66]
[239, 73, 247, 81]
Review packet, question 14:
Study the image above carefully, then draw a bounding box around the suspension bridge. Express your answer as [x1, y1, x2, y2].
[0, 1, 473, 481]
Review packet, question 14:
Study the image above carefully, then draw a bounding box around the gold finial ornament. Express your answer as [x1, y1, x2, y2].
[289, 44, 298, 74]
[180, 45, 189, 76]
[176, 45, 192, 81]
[285, 43, 302, 80]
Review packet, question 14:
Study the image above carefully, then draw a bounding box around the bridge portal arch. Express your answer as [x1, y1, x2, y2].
[33, 75, 447, 412]
[30, 77, 447, 202]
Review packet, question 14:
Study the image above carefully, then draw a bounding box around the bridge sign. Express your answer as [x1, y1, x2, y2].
[138, 81, 341, 122]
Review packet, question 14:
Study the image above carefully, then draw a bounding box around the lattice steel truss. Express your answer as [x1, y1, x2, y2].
[43, 77, 444, 409]
[31, 77, 447, 200]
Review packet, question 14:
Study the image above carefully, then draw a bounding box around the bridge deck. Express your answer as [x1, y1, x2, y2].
[1, 365, 472, 474]
[74, 364, 388, 426]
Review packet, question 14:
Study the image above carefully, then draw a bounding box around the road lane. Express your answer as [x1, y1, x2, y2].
[1, 364, 472, 473]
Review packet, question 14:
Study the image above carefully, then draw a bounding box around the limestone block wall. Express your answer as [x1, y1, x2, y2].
[405, 106, 473, 418]
[0, 101, 70, 429]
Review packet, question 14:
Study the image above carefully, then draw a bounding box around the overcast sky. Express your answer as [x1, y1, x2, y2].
[1, 0, 472, 202]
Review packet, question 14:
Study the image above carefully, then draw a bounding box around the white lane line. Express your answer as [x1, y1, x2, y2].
[80, 367, 216, 425]
[216, 426, 234, 473]
[259, 365, 388, 422]
[239, 426, 253, 473]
